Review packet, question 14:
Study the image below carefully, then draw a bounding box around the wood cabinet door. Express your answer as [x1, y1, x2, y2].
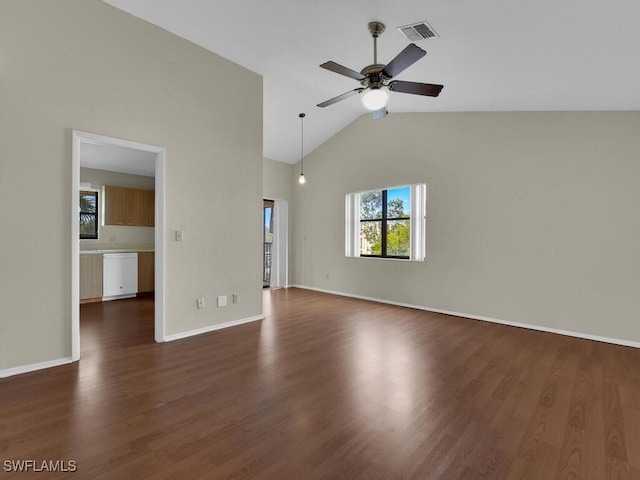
[142, 190, 155, 227]
[104, 185, 127, 225]
[138, 252, 155, 293]
[80, 254, 103, 300]
[125, 188, 144, 225]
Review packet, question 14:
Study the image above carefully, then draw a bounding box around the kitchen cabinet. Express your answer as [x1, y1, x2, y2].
[142, 190, 155, 227]
[128, 189, 155, 227]
[125, 188, 144, 226]
[103, 253, 138, 299]
[103, 185, 127, 225]
[138, 252, 155, 293]
[104, 185, 154, 227]
[80, 253, 103, 303]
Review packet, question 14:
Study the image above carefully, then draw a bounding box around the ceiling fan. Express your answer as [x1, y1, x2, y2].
[317, 22, 443, 119]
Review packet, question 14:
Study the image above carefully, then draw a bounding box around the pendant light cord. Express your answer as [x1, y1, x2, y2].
[299, 113, 305, 174]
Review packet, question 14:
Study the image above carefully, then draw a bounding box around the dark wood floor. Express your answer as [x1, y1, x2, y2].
[1, 288, 639, 479]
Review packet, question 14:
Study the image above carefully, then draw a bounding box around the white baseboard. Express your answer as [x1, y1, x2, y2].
[164, 314, 264, 342]
[0, 357, 74, 379]
[291, 285, 640, 349]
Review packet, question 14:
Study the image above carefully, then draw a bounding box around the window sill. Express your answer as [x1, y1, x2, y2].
[346, 255, 425, 263]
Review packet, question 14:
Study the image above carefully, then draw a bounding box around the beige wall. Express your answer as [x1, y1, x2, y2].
[292, 111, 640, 344]
[263, 158, 294, 203]
[0, 0, 263, 371]
[80, 167, 155, 248]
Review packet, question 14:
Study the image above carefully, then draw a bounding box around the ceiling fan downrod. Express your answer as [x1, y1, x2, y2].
[368, 22, 385, 66]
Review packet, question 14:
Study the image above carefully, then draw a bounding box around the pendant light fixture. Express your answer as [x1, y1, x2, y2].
[298, 113, 306, 184]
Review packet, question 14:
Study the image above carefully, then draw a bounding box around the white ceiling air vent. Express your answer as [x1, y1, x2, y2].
[397, 21, 438, 41]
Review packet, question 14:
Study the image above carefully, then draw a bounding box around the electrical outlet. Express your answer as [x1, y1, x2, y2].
[217, 295, 227, 307]
[325, 273, 330, 279]
[175, 230, 183, 241]
[232, 293, 239, 304]
[196, 297, 205, 309]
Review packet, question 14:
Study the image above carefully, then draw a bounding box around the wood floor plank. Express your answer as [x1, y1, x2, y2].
[625, 410, 640, 475]
[1, 289, 640, 479]
[507, 344, 575, 480]
[554, 349, 600, 480]
[603, 381, 632, 480]
[584, 342, 606, 480]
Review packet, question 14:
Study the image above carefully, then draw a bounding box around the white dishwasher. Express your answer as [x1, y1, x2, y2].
[103, 253, 138, 300]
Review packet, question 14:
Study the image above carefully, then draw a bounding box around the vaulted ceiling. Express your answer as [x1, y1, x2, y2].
[104, 0, 640, 164]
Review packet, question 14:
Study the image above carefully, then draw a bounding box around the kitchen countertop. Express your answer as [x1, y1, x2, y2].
[80, 244, 155, 254]
[81, 249, 155, 254]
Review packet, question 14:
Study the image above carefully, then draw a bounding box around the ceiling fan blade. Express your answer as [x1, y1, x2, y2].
[317, 88, 363, 108]
[388, 80, 443, 97]
[372, 107, 387, 120]
[320, 61, 366, 81]
[381, 44, 426, 79]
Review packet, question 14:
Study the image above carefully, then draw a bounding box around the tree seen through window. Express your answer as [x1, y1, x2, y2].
[80, 190, 98, 239]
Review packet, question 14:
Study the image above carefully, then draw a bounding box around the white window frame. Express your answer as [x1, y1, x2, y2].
[345, 183, 426, 262]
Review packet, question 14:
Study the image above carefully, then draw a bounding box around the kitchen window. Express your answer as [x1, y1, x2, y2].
[79, 190, 99, 239]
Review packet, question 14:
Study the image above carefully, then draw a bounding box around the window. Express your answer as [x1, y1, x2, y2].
[346, 184, 426, 261]
[79, 190, 98, 239]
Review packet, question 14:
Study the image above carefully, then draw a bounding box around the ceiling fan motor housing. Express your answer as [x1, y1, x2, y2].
[360, 64, 386, 89]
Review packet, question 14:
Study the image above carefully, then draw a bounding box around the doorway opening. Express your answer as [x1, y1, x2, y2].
[262, 198, 288, 289]
[263, 199, 274, 288]
[71, 131, 166, 361]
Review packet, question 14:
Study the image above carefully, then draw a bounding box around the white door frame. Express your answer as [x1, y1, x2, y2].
[71, 130, 166, 361]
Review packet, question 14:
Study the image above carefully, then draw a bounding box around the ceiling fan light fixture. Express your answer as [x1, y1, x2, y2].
[361, 88, 388, 111]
